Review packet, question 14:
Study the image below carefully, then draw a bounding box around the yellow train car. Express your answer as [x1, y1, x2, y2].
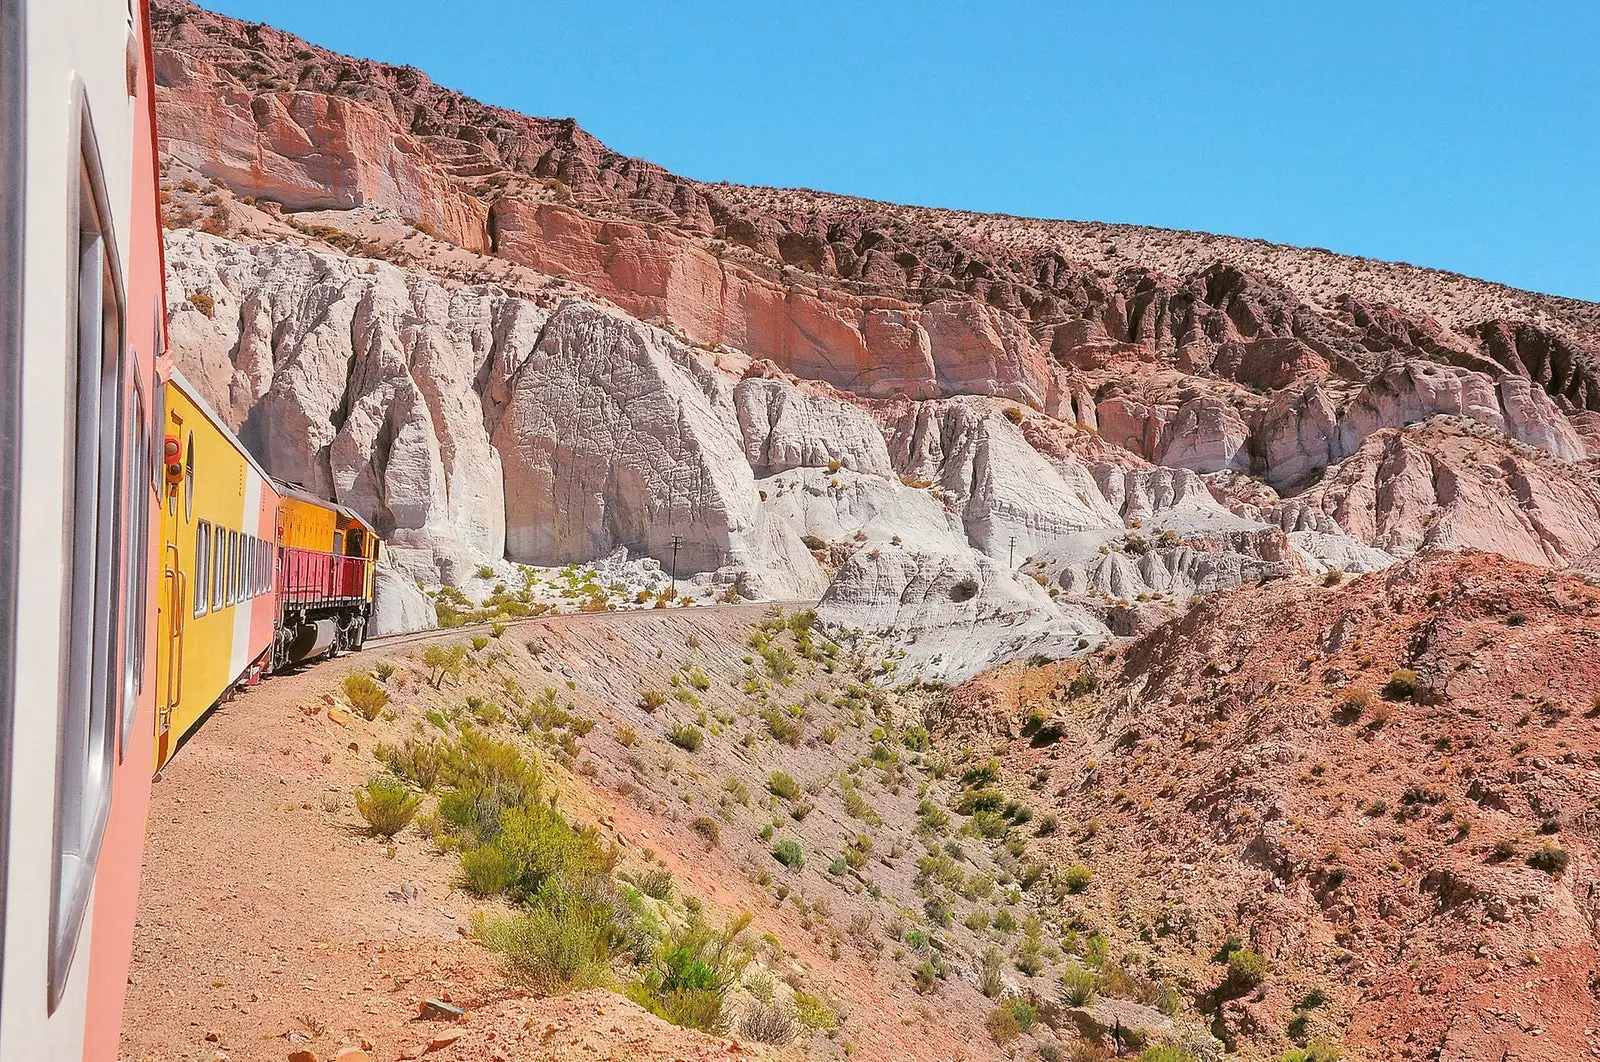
[153, 372, 280, 769]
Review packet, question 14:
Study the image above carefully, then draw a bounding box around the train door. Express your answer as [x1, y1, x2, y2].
[153, 418, 190, 768]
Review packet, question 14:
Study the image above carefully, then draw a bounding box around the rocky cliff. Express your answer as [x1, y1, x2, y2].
[153, 0, 1600, 661]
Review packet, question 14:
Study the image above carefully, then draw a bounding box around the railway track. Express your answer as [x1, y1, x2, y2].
[356, 599, 817, 655]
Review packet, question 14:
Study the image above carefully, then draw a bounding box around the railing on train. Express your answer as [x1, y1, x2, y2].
[276, 546, 371, 610]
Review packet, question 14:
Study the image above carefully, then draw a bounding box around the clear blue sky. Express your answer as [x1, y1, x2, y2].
[203, 0, 1599, 301]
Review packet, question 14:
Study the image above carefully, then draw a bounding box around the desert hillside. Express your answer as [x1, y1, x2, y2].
[131, 2, 1600, 1060]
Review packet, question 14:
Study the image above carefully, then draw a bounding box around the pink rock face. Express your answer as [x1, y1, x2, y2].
[157, 51, 489, 250]
[489, 198, 1062, 405]
[1302, 423, 1600, 565]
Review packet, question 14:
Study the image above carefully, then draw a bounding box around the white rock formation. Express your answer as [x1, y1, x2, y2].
[735, 372, 894, 477]
[818, 542, 1110, 683]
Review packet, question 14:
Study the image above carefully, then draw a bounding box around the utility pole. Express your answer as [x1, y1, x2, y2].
[1009, 534, 1017, 569]
[670, 534, 682, 594]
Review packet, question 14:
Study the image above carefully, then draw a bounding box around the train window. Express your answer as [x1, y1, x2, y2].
[227, 529, 238, 606]
[212, 527, 225, 611]
[184, 432, 193, 523]
[51, 90, 128, 1011]
[194, 521, 209, 617]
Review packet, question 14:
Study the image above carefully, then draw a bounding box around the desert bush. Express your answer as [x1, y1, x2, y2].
[1064, 864, 1093, 893]
[471, 635, 490, 652]
[739, 999, 798, 1044]
[616, 725, 638, 747]
[1224, 946, 1268, 994]
[1382, 668, 1417, 700]
[343, 673, 390, 720]
[1139, 1049, 1199, 1062]
[800, 534, 827, 551]
[636, 867, 674, 900]
[690, 816, 721, 848]
[373, 660, 396, 682]
[639, 688, 668, 712]
[1282, 1038, 1344, 1062]
[355, 775, 420, 837]
[1528, 843, 1570, 874]
[491, 804, 618, 902]
[460, 842, 518, 896]
[477, 887, 618, 995]
[768, 771, 803, 802]
[762, 709, 803, 746]
[1062, 963, 1098, 1005]
[771, 839, 804, 869]
[185, 292, 215, 318]
[843, 786, 883, 825]
[421, 643, 468, 688]
[377, 738, 443, 791]
[793, 991, 837, 1030]
[669, 724, 705, 752]
[628, 912, 752, 1035]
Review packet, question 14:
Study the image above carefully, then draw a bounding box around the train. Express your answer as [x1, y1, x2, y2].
[0, 2, 381, 1057]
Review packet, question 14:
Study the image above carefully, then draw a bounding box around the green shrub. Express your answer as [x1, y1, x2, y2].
[377, 738, 442, 791]
[636, 868, 674, 900]
[739, 999, 797, 1044]
[843, 787, 883, 825]
[1528, 843, 1569, 874]
[471, 635, 490, 652]
[477, 888, 618, 995]
[628, 912, 752, 1035]
[460, 842, 517, 896]
[1225, 947, 1268, 994]
[354, 775, 420, 837]
[343, 673, 390, 720]
[639, 688, 668, 712]
[985, 1002, 1022, 1045]
[768, 771, 803, 802]
[793, 991, 837, 1030]
[421, 643, 468, 688]
[1062, 963, 1098, 1005]
[771, 839, 804, 869]
[669, 724, 705, 752]
[690, 816, 720, 849]
[491, 803, 617, 901]
[1140, 1048, 1199, 1062]
[762, 709, 803, 746]
[1064, 864, 1092, 893]
[1282, 1038, 1344, 1062]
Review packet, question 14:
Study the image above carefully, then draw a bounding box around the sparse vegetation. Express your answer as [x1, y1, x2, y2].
[342, 672, 390, 720]
[771, 839, 804, 869]
[668, 723, 705, 752]
[354, 775, 420, 837]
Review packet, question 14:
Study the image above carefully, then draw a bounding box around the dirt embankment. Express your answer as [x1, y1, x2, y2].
[122, 604, 1056, 1062]
[945, 551, 1600, 1061]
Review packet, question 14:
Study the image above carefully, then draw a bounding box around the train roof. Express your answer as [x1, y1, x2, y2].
[166, 369, 374, 533]
[273, 480, 374, 532]
[166, 367, 274, 485]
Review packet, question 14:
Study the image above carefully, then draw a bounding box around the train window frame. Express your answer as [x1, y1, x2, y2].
[121, 369, 149, 760]
[50, 85, 129, 1012]
[0, 0, 24, 1005]
[183, 432, 193, 523]
[229, 528, 239, 605]
[212, 526, 225, 611]
[194, 520, 210, 617]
